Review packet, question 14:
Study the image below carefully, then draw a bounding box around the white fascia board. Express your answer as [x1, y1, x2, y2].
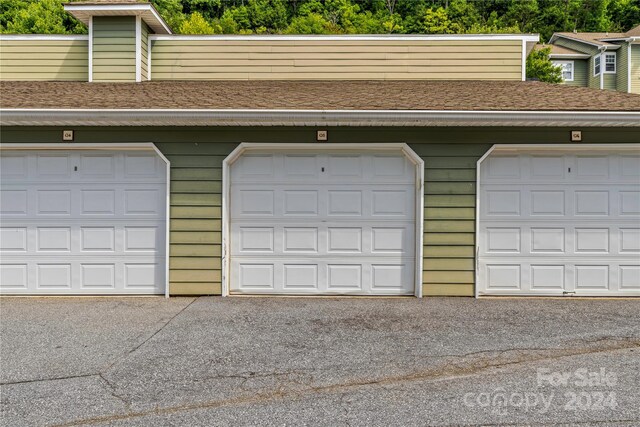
[2, 109, 639, 127]
[149, 34, 539, 42]
[549, 53, 591, 59]
[0, 35, 88, 40]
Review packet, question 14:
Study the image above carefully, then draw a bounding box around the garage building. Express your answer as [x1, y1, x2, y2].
[1, 2, 639, 298]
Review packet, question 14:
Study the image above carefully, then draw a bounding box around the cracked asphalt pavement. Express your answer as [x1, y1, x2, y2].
[1, 297, 639, 426]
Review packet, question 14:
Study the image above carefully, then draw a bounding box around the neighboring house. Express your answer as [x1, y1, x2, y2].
[545, 25, 640, 93]
[0, 1, 639, 299]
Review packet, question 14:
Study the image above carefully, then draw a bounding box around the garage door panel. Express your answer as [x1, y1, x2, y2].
[479, 152, 640, 296]
[231, 259, 414, 295]
[230, 223, 414, 257]
[229, 151, 417, 296]
[0, 150, 167, 295]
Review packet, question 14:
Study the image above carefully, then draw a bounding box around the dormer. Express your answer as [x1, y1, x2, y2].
[64, 1, 171, 82]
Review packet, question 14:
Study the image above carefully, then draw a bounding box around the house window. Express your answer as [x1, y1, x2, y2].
[553, 60, 574, 82]
[594, 55, 601, 76]
[604, 53, 616, 73]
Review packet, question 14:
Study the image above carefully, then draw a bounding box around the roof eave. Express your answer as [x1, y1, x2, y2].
[63, 4, 172, 34]
[549, 54, 591, 59]
[550, 34, 620, 49]
[1, 109, 639, 127]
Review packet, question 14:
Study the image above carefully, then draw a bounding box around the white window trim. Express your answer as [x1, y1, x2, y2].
[604, 52, 616, 74]
[552, 60, 574, 82]
[593, 54, 601, 76]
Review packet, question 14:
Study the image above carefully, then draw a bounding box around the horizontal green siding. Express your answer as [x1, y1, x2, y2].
[557, 59, 587, 87]
[616, 42, 629, 93]
[553, 38, 601, 89]
[92, 16, 136, 82]
[3, 127, 639, 296]
[632, 45, 640, 94]
[151, 38, 523, 81]
[603, 73, 617, 91]
[158, 142, 234, 295]
[0, 38, 88, 81]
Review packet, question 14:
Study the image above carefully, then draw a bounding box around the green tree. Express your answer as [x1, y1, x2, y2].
[2, 0, 84, 34]
[286, 13, 332, 34]
[421, 7, 458, 34]
[2, 0, 638, 37]
[178, 11, 220, 34]
[152, 0, 186, 31]
[526, 46, 562, 83]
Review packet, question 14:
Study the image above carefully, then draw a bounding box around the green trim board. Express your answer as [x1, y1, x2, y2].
[1, 126, 639, 296]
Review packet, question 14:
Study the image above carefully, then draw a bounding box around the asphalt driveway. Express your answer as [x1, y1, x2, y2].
[1, 297, 639, 426]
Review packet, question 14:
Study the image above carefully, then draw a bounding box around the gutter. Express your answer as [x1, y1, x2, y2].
[1, 109, 639, 127]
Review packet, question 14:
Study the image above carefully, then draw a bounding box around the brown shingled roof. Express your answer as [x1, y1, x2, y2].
[554, 32, 624, 47]
[626, 24, 640, 37]
[535, 44, 590, 56]
[1, 80, 639, 112]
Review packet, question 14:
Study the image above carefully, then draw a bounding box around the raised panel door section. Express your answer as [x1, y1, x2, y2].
[0, 150, 167, 295]
[479, 152, 640, 296]
[229, 151, 416, 295]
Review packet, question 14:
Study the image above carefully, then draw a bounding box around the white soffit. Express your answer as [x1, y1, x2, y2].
[64, 4, 171, 34]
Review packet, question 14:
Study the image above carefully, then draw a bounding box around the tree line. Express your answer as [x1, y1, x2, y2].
[2, 0, 639, 40]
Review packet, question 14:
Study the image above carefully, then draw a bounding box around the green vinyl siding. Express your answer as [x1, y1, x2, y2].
[92, 16, 136, 82]
[565, 59, 588, 86]
[2, 127, 639, 296]
[552, 38, 602, 89]
[616, 42, 629, 93]
[632, 45, 640, 94]
[0, 38, 88, 81]
[588, 55, 602, 89]
[141, 22, 150, 81]
[603, 72, 617, 90]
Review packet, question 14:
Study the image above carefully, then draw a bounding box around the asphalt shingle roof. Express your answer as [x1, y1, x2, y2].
[1, 80, 639, 112]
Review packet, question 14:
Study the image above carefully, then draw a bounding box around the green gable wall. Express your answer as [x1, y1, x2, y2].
[632, 45, 640, 94]
[0, 38, 88, 81]
[2, 126, 639, 296]
[92, 16, 136, 82]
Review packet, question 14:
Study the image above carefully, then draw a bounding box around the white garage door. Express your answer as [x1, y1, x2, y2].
[0, 150, 167, 295]
[478, 151, 640, 296]
[229, 151, 417, 295]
